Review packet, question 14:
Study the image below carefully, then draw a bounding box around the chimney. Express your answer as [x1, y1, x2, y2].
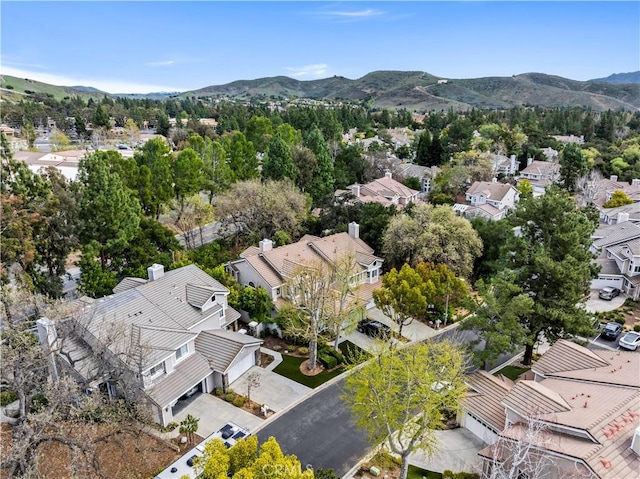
[632, 179, 640, 187]
[385, 170, 392, 179]
[348, 222, 360, 239]
[350, 184, 360, 198]
[259, 238, 273, 253]
[527, 158, 533, 167]
[631, 427, 640, 457]
[618, 212, 629, 224]
[147, 264, 165, 282]
[492, 177, 498, 183]
[610, 175, 618, 182]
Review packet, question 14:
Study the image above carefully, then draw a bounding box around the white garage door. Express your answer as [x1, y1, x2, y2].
[462, 412, 498, 444]
[227, 351, 256, 385]
[591, 277, 624, 290]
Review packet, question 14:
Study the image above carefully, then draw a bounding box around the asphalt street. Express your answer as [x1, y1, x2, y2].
[254, 326, 510, 476]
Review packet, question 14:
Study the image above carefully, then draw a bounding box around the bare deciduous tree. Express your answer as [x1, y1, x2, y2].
[575, 169, 604, 207]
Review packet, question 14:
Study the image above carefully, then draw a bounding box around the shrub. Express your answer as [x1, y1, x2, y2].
[5, 85, 13, 90]
[0, 391, 18, 407]
[634, 325, 640, 332]
[213, 388, 223, 396]
[327, 349, 345, 364]
[225, 393, 235, 402]
[615, 317, 626, 325]
[166, 421, 178, 430]
[272, 345, 282, 351]
[319, 354, 337, 369]
[232, 396, 246, 407]
[297, 346, 309, 355]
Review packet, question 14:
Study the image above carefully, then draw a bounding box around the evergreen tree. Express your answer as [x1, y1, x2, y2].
[414, 130, 431, 166]
[559, 143, 589, 193]
[262, 135, 297, 181]
[305, 126, 335, 204]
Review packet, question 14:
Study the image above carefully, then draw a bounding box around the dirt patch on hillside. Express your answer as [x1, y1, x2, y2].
[0, 422, 180, 479]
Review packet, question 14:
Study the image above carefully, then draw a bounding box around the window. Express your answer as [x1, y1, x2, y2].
[175, 344, 188, 361]
[149, 362, 165, 377]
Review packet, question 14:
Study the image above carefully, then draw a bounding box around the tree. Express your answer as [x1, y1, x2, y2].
[93, 104, 111, 129]
[197, 435, 313, 479]
[134, 137, 174, 218]
[506, 186, 598, 365]
[50, 129, 70, 151]
[603, 189, 634, 208]
[343, 340, 468, 479]
[246, 115, 273, 152]
[291, 145, 317, 193]
[189, 135, 233, 202]
[225, 132, 259, 181]
[516, 178, 533, 201]
[179, 414, 200, 445]
[382, 204, 483, 278]
[172, 147, 204, 218]
[22, 120, 37, 148]
[462, 278, 532, 369]
[305, 126, 335, 204]
[173, 193, 214, 249]
[414, 130, 431, 166]
[373, 264, 427, 338]
[559, 143, 589, 192]
[124, 118, 140, 145]
[77, 151, 142, 271]
[574, 169, 604, 207]
[262, 135, 297, 182]
[215, 179, 308, 245]
[245, 371, 261, 405]
[470, 218, 515, 281]
[285, 261, 334, 371]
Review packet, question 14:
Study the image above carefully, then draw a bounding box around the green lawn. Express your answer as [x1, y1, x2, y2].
[494, 365, 530, 381]
[407, 465, 442, 479]
[272, 355, 345, 388]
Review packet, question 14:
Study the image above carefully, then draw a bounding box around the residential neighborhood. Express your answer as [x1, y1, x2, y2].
[2, 5, 640, 475]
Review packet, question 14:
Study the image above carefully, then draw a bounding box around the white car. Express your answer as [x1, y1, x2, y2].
[619, 331, 640, 351]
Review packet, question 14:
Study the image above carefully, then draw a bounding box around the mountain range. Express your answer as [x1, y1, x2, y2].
[1, 71, 639, 111]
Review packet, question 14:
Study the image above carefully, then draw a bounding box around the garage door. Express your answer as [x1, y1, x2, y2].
[462, 412, 498, 444]
[592, 277, 624, 290]
[227, 351, 256, 385]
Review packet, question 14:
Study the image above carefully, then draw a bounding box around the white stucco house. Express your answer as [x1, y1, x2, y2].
[455, 179, 520, 221]
[226, 222, 383, 309]
[40, 264, 262, 426]
[589, 218, 640, 300]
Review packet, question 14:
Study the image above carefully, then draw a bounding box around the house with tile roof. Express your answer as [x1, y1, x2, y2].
[590, 219, 640, 300]
[38, 263, 261, 426]
[455, 179, 520, 221]
[462, 340, 640, 479]
[517, 159, 560, 196]
[335, 172, 421, 209]
[226, 222, 383, 310]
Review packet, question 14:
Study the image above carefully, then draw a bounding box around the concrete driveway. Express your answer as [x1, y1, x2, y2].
[408, 428, 485, 474]
[585, 289, 626, 313]
[230, 366, 311, 413]
[172, 393, 264, 438]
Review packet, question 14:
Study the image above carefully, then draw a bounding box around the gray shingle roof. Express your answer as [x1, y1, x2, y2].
[195, 330, 262, 373]
[146, 353, 212, 408]
[592, 222, 640, 249]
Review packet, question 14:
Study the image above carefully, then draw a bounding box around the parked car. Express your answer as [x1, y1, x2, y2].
[601, 322, 623, 340]
[357, 319, 391, 339]
[619, 331, 640, 351]
[599, 287, 621, 300]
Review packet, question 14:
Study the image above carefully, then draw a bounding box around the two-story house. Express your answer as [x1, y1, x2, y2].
[590, 218, 640, 300]
[461, 340, 640, 479]
[39, 264, 262, 426]
[335, 172, 421, 209]
[456, 179, 520, 221]
[517, 159, 560, 196]
[396, 163, 441, 194]
[491, 154, 519, 177]
[226, 222, 383, 309]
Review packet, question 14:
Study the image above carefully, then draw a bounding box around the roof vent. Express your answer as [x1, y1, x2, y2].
[631, 427, 640, 457]
[599, 457, 611, 468]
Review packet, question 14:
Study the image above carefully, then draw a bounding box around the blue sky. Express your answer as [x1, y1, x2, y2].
[1, 1, 638, 93]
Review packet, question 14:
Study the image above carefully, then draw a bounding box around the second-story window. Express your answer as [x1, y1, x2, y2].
[175, 344, 188, 361]
[149, 362, 165, 377]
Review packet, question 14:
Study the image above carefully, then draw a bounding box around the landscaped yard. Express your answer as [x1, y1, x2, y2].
[494, 364, 530, 381]
[408, 466, 442, 479]
[339, 340, 371, 364]
[272, 354, 345, 388]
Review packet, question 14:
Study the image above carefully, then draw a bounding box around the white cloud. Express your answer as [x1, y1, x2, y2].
[284, 63, 329, 78]
[1, 66, 185, 94]
[145, 60, 175, 67]
[325, 9, 384, 18]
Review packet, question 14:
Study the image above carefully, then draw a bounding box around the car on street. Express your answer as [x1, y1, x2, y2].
[356, 319, 391, 339]
[599, 287, 621, 300]
[601, 322, 623, 340]
[619, 331, 640, 351]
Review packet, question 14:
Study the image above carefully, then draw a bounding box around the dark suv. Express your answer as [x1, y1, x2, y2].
[601, 322, 623, 340]
[357, 319, 391, 339]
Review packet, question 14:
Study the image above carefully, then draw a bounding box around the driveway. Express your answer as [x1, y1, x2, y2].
[408, 428, 485, 474]
[230, 366, 311, 413]
[172, 393, 264, 438]
[585, 289, 626, 313]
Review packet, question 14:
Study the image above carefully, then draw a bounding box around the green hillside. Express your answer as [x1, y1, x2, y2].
[0, 75, 108, 101]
